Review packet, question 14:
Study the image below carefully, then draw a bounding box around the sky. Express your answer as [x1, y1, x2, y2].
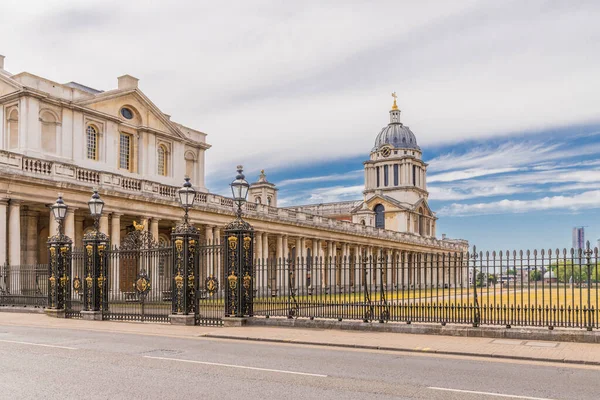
[1, 0, 600, 251]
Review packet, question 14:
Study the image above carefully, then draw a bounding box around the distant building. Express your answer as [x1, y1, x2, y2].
[572, 227, 585, 250]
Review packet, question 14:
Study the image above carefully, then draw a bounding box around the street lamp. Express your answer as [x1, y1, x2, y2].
[177, 176, 196, 224]
[87, 190, 105, 230]
[224, 165, 254, 318]
[83, 189, 109, 318]
[171, 177, 199, 323]
[230, 165, 249, 218]
[50, 195, 68, 235]
[47, 194, 72, 315]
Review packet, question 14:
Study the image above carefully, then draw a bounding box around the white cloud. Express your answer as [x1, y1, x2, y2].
[439, 190, 600, 216]
[1, 1, 600, 179]
[428, 167, 521, 183]
[277, 170, 363, 187]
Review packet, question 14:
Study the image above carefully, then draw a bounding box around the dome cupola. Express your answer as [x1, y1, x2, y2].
[372, 93, 420, 152]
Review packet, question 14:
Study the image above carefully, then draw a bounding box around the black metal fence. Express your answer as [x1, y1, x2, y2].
[253, 246, 600, 330]
[195, 240, 225, 326]
[0, 264, 48, 308]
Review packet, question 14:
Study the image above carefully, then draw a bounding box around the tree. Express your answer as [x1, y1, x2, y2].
[529, 270, 542, 282]
[476, 272, 486, 287]
[487, 274, 498, 286]
[506, 269, 517, 276]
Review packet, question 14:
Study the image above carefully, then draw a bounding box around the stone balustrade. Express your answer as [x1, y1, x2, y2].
[0, 149, 468, 251]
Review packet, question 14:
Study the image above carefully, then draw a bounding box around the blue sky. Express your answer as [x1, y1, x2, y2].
[2, 1, 599, 251]
[208, 121, 600, 251]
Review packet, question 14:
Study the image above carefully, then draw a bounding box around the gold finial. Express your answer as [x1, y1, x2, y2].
[133, 220, 145, 231]
[260, 169, 265, 174]
[391, 92, 398, 110]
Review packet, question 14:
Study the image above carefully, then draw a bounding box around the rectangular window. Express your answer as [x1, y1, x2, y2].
[384, 165, 389, 187]
[376, 166, 380, 187]
[119, 133, 131, 170]
[393, 164, 399, 186]
[413, 165, 416, 186]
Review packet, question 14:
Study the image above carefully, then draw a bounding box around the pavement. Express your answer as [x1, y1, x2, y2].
[0, 312, 599, 366]
[1, 313, 600, 399]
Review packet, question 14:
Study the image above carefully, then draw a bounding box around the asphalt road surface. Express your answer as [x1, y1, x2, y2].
[0, 324, 598, 399]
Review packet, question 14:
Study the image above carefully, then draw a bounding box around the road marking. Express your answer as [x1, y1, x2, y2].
[0, 339, 77, 350]
[144, 356, 328, 377]
[428, 387, 556, 400]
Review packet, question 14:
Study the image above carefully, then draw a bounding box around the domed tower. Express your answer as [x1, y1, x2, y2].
[353, 94, 436, 237]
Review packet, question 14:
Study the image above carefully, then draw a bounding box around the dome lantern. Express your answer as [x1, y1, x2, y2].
[372, 92, 420, 152]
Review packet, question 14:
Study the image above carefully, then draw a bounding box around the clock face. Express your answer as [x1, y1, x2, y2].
[381, 146, 392, 157]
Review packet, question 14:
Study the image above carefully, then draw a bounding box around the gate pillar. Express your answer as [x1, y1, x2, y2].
[82, 191, 110, 321]
[46, 196, 72, 318]
[170, 220, 199, 325]
[224, 219, 254, 318]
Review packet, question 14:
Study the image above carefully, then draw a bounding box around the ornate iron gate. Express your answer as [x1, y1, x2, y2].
[104, 229, 173, 323]
[66, 250, 84, 318]
[195, 240, 225, 326]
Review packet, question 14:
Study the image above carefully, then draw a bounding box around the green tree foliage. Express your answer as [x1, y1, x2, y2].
[487, 274, 498, 286]
[529, 270, 542, 281]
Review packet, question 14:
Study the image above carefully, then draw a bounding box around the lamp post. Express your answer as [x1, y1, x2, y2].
[46, 195, 73, 317]
[224, 165, 254, 318]
[170, 176, 199, 325]
[82, 190, 109, 320]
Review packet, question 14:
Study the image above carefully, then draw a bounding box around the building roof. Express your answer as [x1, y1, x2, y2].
[372, 108, 420, 152]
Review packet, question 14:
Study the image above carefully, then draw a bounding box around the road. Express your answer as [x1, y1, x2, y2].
[0, 323, 598, 399]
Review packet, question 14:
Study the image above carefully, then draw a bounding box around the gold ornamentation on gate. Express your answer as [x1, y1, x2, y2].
[228, 236, 238, 250]
[73, 276, 82, 295]
[60, 246, 69, 256]
[60, 273, 69, 288]
[205, 275, 218, 296]
[243, 236, 251, 250]
[86, 244, 93, 257]
[188, 273, 195, 289]
[135, 276, 150, 294]
[243, 272, 251, 290]
[175, 239, 183, 253]
[228, 271, 238, 290]
[175, 272, 184, 289]
[50, 247, 56, 259]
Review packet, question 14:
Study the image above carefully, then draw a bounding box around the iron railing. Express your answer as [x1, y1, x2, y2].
[0, 264, 48, 308]
[253, 245, 600, 330]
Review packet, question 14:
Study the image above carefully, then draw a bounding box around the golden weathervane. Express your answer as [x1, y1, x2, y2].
[391, 92, 399, 110]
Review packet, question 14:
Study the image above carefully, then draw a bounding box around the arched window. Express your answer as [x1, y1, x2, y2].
[255, 196, 262, 204]
[360, 219, 366, 225]
[40, 111, 57, 154]
[86, 125, 98, 160]
[267, 197, 272, 206]
[418, 207, 424, 235]
[157, 145, 168, 176]
[393, 164, 399, 186]
[374, 204, 385, 229]
[8, 109, 19, 149]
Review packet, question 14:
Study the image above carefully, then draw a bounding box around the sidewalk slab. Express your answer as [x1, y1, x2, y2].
[0, 313, 599, 366]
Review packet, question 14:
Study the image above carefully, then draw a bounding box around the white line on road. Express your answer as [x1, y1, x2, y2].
[0, 339, 77, 350]
[144, 356, 328, 377]
[428, 387, 556, 400]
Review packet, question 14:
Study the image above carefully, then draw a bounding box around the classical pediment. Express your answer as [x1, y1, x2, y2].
[363, 194, 408, 212]
[0, 74, 22, 97]
[75, 88, 186, 140]
[412, 198, 435, 217]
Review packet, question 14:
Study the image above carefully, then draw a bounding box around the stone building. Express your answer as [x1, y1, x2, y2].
[0, 56, 467, 290]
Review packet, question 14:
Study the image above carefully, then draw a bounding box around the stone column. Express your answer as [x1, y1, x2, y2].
[99, 214, 109, 235]
[23, 209, 39, 266]
[255, 232, 264, 292]
[110, 213, 121, 296]
[0, 200, 7, 265]
[65, 209, 76, 290]
[298, 237, 306, 289]
[150, 218, 160, 242]
[49, 209, 57, 239]
[214, 226, 222, 284]
[75, 216, 85, 248]
[342, 243, 351, 290]
[8, 201, 21, 294]
[311, 239, 321, 289]
[204, 225, 214, 276]
[149, 217, 160, 294]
